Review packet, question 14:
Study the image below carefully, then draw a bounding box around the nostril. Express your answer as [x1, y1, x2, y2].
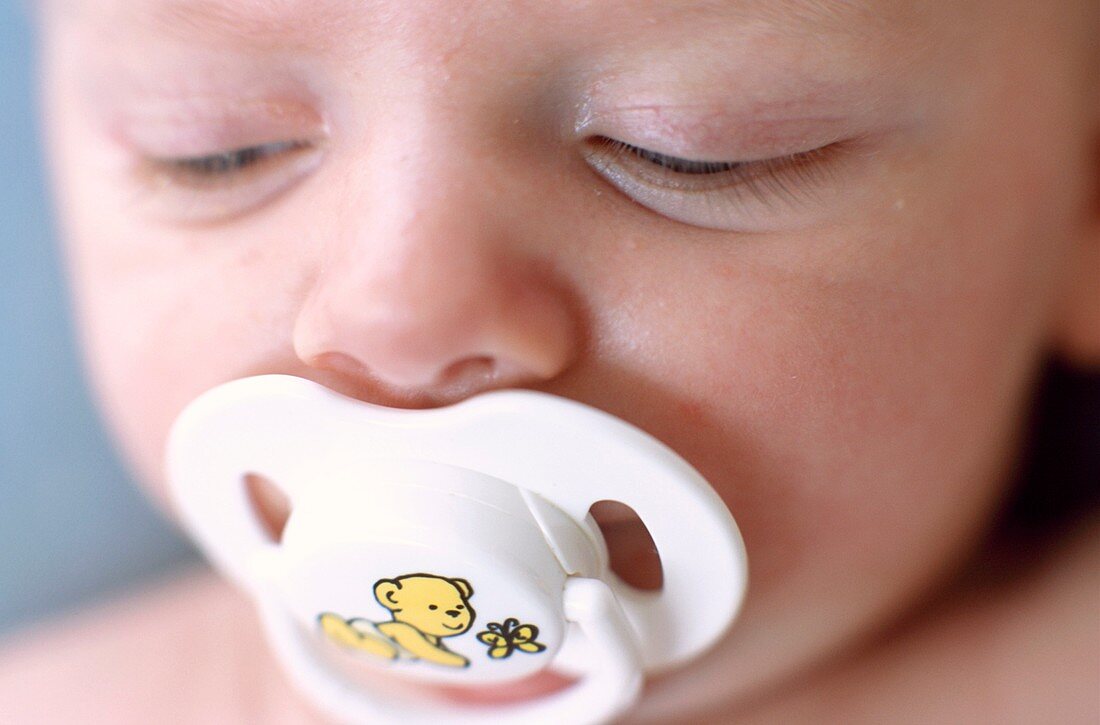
[307, 351, 370, 378]
[446, 610, 460, 618]
[438, 355, 496, 387]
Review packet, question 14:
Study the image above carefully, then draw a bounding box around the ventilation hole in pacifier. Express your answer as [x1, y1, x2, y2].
[589, 500, 663, 591]
[243, 473, 291, 543]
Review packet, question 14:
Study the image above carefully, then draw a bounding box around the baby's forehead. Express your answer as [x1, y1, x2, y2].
[49, 0, 933, 114]
[56, 0, 910, 49]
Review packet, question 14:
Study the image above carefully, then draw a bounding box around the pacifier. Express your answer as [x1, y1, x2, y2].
[166, 375, 747, 724]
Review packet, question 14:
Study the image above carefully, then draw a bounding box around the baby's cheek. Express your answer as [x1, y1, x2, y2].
[577, 202, 1047, 695]
[64, 222, 315, 505]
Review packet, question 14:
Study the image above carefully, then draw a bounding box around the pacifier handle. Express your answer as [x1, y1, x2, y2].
[263, 577, 642, 725]
[426, 391, 749, 671]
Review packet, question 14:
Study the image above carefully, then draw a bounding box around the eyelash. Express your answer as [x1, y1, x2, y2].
[141, 134, 839, 228]
[621, 143, 742, 175]
[157, 138, 831, 184]
[152, 140, 312, 187]
[584, 136, 837, 205]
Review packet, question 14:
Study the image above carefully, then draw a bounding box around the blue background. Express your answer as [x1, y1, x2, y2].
[0, 2, 197, 635]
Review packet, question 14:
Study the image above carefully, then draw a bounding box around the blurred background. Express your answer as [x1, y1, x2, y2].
[0, 2, 196, 637]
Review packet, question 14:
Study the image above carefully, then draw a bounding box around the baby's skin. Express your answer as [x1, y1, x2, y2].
[2, 0, 1098, 722]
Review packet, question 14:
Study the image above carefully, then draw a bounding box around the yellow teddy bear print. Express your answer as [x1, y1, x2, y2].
[319, 573, 476, 668]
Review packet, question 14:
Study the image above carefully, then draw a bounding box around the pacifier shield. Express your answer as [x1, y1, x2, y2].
[166, 374, 747, 723]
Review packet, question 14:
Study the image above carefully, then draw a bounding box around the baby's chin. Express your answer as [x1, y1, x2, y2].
[323, 647, 579, 710]
[430, 670, 578, 705]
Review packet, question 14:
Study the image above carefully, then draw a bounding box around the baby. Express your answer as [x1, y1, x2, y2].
[2, 0, 1097, 722]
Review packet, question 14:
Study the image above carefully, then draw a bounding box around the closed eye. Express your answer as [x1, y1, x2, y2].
[155, 140, 313, 185]
[131, 138, 325, 224]
[615, 142, 740, 175]
[583, 135, 846, 230]
[585, 136, 836, 191]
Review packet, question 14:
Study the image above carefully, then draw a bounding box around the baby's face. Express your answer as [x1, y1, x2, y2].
[40, 0, 1096, 714]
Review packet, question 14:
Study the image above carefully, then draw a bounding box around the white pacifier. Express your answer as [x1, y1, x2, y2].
[166, 375, 747, 724]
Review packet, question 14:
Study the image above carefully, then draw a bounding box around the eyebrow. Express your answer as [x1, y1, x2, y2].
[671, 0, 908, 61]
[136, 0, 892, 49]
[753, 0, 889, 33]
[141, 0, 361, 50]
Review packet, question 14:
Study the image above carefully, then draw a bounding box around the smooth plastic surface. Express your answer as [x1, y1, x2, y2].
[167, 375, 747, 723]
[264, 577, 642, 725]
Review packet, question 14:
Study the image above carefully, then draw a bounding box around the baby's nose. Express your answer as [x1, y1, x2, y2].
[292, 190, 579, 404]
[445, 609, 461, 618]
